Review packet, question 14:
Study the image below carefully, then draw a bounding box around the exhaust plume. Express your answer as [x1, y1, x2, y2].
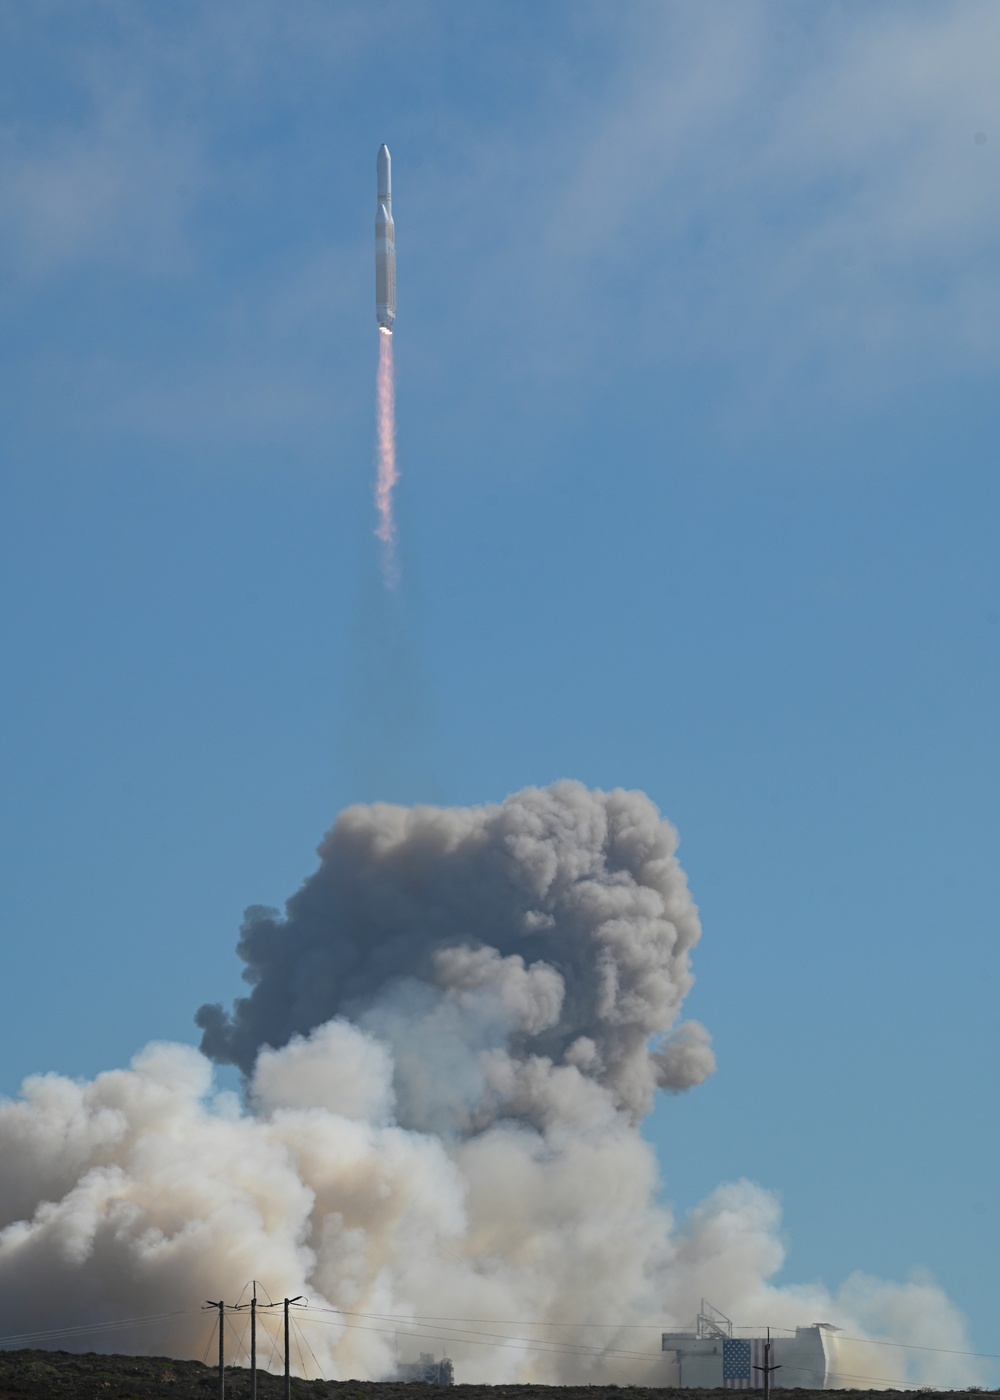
[0, 784, 986, 1387]
[374, 327, 398, 586]
[196, 781, 715, 1120]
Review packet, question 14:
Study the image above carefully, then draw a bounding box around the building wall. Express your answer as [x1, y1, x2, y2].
[776, 1327, 832, 1388]
[661, 1326, 837, 1388]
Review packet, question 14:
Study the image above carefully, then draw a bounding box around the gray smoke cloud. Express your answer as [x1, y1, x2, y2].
[0, 783, 987, 1387]
[196, 782, 717, 1126]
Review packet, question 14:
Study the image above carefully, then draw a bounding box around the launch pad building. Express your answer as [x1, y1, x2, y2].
[662, 1302, 841, 1388]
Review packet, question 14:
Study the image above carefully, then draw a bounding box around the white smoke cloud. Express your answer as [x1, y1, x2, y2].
[0, 784, 987, 1386]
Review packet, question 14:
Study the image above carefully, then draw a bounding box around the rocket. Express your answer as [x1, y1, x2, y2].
[375, 144, 395, 331]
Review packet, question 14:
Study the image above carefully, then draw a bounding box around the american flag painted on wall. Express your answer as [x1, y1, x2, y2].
[723, 1338, 770, 1390]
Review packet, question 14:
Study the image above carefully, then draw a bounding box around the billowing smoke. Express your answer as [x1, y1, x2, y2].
[0, 784, 986, 1387]
[196, 781, 716, 1125]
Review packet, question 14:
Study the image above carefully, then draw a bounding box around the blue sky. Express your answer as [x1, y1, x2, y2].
[1, 0, 998, 1370]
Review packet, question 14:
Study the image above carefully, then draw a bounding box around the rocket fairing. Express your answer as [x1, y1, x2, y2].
[375, 144, 395, 331]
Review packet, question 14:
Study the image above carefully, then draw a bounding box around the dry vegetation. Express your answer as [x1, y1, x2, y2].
[0, 1351, 992, 1400]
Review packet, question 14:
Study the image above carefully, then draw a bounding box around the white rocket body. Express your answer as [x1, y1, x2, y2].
[375, 144, 395, 331]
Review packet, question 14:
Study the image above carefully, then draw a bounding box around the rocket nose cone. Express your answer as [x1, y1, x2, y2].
[377, 144, 391, 198]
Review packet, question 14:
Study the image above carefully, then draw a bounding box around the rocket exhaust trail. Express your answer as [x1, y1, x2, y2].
[374, 326, 398, 586]
[374, 143, 398, 587]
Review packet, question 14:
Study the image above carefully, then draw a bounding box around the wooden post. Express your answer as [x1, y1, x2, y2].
[284, 1299, 291, 1400]
[754, 1328, 781, 1399]
[219, 1302, 225, 1400]
[250, 1286, 257, 1400]
[284, 1295, 303, 1399]
[205, 1302, 225, 1400]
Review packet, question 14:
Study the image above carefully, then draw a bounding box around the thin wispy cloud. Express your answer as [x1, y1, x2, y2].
[3, 2, 999, 452]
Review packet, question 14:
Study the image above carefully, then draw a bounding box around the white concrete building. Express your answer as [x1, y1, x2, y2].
[661, 1301, 840, 1388]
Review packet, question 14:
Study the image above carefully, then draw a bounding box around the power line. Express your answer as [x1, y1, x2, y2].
[829, 1333, 999, 1360]
[230, 1311, 252, 1367]
[0, 1310, 192, 1348]
[296, 1304, 1000, 1364]
[291, 1319, 309, 1381]
[292, 1315, 324, 1381]
[201, 1312, 219, 1367]
[312, 1305, 667, 1328]
[0, 1297, 994, 1383]
[782, 1362, 955, 1390]
[295, 1308, 662, 1363]
[260, 1314, 282, 1375]
[295, 1307, 997, 1389]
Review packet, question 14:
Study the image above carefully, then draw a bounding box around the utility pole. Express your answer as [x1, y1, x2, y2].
[205, 1302, 225, 1400]
[754, 1328, 781, 1400]
[250, 1284, 257, 1400]
[283, 1297, 304, 1400]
